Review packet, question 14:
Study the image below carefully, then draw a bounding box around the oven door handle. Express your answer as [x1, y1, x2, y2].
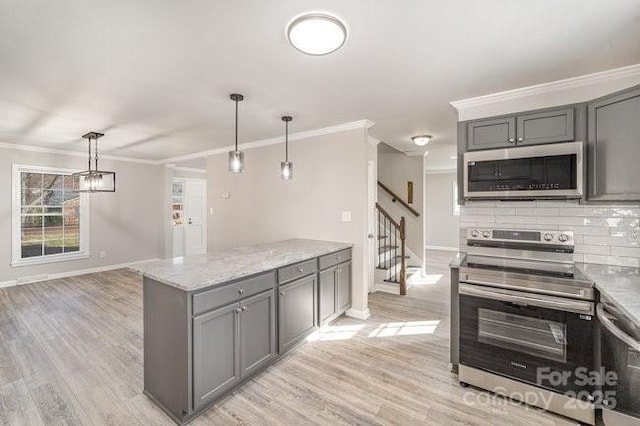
[459, 283, 594, 315]
[596, 303, 640, 352]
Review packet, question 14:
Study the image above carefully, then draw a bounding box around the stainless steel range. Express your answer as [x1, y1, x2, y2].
[458, 228, 596, 425]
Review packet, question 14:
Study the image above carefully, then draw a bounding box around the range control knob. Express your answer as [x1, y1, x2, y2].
[470, 230, 480, 238]
[543, 233, 554, 242]
[558, 233, 569, 243]
[482, 230, 491, 238]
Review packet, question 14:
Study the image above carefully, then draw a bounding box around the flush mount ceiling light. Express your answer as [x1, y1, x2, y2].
[72, 132, 116, 192]
[228, 93, 245, 173]
[287, 13, 347, 55]
[412, 135, 432, 147]
[280, 116, 293, 180]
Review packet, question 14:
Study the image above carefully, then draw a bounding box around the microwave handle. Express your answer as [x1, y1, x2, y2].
[597, 303, 640, 352]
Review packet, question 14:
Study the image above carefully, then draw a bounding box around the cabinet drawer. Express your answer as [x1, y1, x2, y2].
[319, 249, 351, 270]
[278, 259, 317, 284]
[193, 272, 275, 316]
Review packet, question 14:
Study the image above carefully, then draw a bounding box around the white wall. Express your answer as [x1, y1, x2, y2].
[207, 128, 372, 318]
[377, 145, 424, 264]
[0, 146, 165, 283]
[425, 171, 460, 250]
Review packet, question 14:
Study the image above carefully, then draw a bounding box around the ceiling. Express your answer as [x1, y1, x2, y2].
[1, 1, 639, 168]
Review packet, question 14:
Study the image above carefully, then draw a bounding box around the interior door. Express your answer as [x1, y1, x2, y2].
[367, 160, 376, 293]
[184, 179, 207, 255]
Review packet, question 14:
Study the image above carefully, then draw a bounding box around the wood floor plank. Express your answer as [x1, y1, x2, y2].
[0, 379, 44, 426]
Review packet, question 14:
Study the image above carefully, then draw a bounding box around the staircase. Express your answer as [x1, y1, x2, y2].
[375, 202, 407, 295]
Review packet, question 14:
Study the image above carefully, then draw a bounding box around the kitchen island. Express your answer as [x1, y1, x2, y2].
[131, 238, 353, 425]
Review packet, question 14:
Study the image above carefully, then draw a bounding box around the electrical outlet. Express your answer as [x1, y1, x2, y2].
[99, 251, 106, 259]
[628, 227, 639, 243]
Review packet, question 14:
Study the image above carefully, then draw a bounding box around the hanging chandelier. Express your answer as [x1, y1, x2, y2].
[72, 132, 116, 192]
[280, 116, 293, 180]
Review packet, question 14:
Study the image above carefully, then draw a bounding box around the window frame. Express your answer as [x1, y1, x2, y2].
[11, 164, 90, 267]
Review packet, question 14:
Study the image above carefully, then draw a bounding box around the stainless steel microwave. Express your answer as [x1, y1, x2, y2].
[463, 141, 584, 200]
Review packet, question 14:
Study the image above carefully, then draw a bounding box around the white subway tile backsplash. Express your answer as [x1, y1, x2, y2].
[460, 200, 640, 267]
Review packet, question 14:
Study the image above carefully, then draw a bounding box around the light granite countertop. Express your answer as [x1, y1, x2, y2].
[449, 252, 464, 269]
[576, 263, 640, 326]
[130, 238, 353, 292]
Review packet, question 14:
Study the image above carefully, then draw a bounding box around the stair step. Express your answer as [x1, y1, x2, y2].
[378, 245, 399, 255]
[378, 235, 388, 240]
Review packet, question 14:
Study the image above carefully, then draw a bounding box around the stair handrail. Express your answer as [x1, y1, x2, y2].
[375, 202, 407, 295]
[377, 181, 420, 217]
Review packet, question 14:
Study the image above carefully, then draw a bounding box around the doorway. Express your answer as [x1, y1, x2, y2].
[172, 178, 207, 256]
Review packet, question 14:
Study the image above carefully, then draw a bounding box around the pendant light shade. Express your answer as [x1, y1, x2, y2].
[72, 132, 116, 192]
[228, 93, 245, 173]
[280, 116, 293, 180]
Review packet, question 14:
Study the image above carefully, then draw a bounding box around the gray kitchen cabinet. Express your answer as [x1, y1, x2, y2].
[193, 302, 240, 411]
[467, 117, 516, 150]
[587, 85, 640, 201]
[319, 268, 336, 324]
[466, 106, 577, 151]
[318, 260, 352, 326]
[516, 107, 574, 146]
[239, 290, 276, 378]
[279, 274, 317, 353]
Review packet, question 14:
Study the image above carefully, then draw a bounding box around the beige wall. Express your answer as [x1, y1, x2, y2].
[207, 128, 371, 316]
[0, 146, 165, 283]
[377, 145, 424, 264]
[425, 171, 460, 249]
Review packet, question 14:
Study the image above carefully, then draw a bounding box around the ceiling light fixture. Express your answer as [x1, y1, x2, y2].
[287, 13, 347, 55]
[228, 93, 245, 173]
[412, 135, 432, 147]
[72, 132, 116, 192]
[280, 116, 293, 180]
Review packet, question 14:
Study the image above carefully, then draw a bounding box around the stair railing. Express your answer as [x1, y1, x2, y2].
[375, 202, 407, 295]
[377, 181, 420, 217]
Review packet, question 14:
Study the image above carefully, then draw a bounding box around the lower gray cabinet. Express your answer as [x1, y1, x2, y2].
[279, 274, 317, 353]
[193, 289, 276, 411]
[193, 302, 240, 410]
[319, 261, 352, 326]
[239, 290, 276, 377]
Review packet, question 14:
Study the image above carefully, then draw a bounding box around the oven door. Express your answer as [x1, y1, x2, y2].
[459, 283, 595, 397]
[463, 141, 583, 199]
[597, 302, 640, 425]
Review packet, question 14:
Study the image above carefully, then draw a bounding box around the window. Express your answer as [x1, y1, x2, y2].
[12, 165, 89, 266]
[453, 180, 460, 216]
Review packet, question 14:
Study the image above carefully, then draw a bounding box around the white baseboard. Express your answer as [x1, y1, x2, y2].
[346, 307, 370, 320]
[425, 245, 459, 252]
[0, 258, 160, 289]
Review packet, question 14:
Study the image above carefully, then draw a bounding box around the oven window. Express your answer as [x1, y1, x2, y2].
[478, 308, 567, 363]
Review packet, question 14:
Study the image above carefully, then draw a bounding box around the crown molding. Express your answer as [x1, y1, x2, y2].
[450, 63, 640, 112]
[161, 119, 376, 164]
[0, 141, 161, 165]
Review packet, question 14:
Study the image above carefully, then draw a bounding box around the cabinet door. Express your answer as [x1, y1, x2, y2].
[319, 268, 336, 325]
[278, 275, 317, 353]
[588, 86, 640, 201]
[336, 262, 351, 314]
[467, 117, 516, 150]
[516, 107, 574, 146]
[193, 303, 239, 410]
[239, 290, 275, 378]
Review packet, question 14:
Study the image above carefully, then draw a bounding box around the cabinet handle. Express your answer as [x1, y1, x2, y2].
[508, 138, 515, 143]
[336, 256, 341, 261]
[241, 306, 247, 312]
[298, 268, 304, 273]
[279, 291, 285, 296]
[238, 288, 245, 294]
[517, 137, 524, 142]
[235, 308, 242, 313]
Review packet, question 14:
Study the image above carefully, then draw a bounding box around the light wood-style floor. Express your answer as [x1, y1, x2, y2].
[0, 250, 579, 425]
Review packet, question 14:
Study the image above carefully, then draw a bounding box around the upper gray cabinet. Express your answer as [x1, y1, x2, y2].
[467, 117, 516, 150]
[587, 85, 640, 201]
[516, 108, 574, 146]
[467, 107, 576, 151]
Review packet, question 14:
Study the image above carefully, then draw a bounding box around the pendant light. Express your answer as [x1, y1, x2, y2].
[280, 116, 293, 180]
[228, 93, 245, 173]
[72, 132, 116, 192]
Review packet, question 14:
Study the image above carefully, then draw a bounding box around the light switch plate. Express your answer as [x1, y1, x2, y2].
[341, 211, 352, 222]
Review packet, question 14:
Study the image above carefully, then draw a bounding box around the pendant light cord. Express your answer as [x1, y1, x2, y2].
[94, 136, 99, 171]
[235, 98, 239, 152]
[88, 137, 92, 171]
